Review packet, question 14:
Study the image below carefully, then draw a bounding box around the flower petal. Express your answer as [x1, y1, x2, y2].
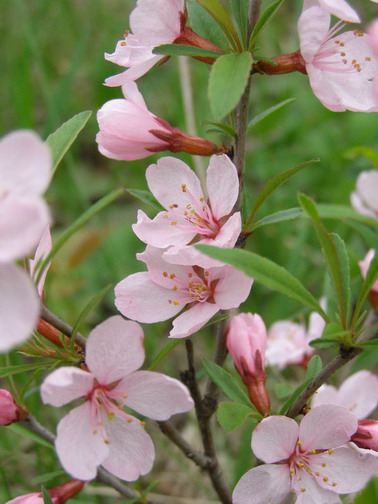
[112, 370, 193, 420]
[316, 0, 359, 23]
[252, 415, 299, 463]
[101, 415, 155, 481]
[311, 385, 339, 410]
[41, 367, 94, 407]
[213, 266, 253, 309]
[298, 6, 330, 63]
[206, 154, 239, 220]
[299, 405, 357, 451]
[86, 316, 145, 384]
[0, 264, 40, 352]
[292, 469, 341, 504]
[337, 371, 378, 419]
[55, 402, 110, 481]
[233, 464, 290, 504]
[169, 302, 219, 338]
[356, 170, 378, 214]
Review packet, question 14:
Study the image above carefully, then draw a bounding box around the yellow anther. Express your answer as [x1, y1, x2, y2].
[200, 197, 204, 201]
[172, 285, 177, 291]
[298, 463, 304, 468]
[341, 52, 346, 56]
[188, 273, 193, 278]
[321, 463, 326, 468]
[290, 469, 295, 474]
[168, 300, 172, 304]
[173, 300, 180, 306]
[297, 440, 302, 447]
[339, 42, 345, 46]
[140, 421, 146, 427]
[108, 412, 115, 421]
[328, 449, 333, 455]
[205, 271, 209, 276]
[323, 477, 329, 483]
[104, 439, 110, 444]
[163, 214, 168, 219]
[352, 59, 356, 64]
[310, 449, 316, 455]
[332, 482, 337, 487]
[186, 204, 191, 209]
[127, 418, 133, 423]
[181, 184, 187, 192]
[163, 272, 168, 277]
[301, 489, 306, 493]
[366, 56, 372, 61]
[122, 393, 128, 399]
[170, 274, 176, 279]
[120, 41, 126, 46]
[315, 472, 320, 477]
[169, 204, 174, 209]
[171, 221, 177, 226]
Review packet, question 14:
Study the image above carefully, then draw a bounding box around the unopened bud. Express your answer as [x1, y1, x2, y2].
[6, 480, 85, 504]
[253, 50, 307, 75]
[174, 26, 224, 64]
[351, 420, 378, 452]
[0, 389, 27, 426]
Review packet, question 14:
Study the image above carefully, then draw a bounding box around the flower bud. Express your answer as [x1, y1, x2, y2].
[226, 313, 270, 415]
[0, 389, 26, 426]
[351, 420, 378, 452]
[253, 50, 307, 75]
[6, 480, 85, 504]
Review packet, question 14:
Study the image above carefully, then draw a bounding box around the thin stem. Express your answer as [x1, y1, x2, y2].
[40, 305, 87, 349]
[205, 317, 228, 398]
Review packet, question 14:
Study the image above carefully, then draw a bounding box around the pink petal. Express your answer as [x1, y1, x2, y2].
[233, 464, 291, 504]
[85, 316, 145, 384]
[356, 170, 378, 214]
[41, 367, 94, 407]
[115, 272, 182, 323]
[169, 302, 219, 338]
[298, 6, 331, 63]
[0, 198, 50, 262]
[337, 371, 378, 419]
[311, 384, 339, 409]
[252, 415, 299, 463]
[211, 212, 242, 247]
[104, 56, 162, 87]
[0, 264, 40, 352]
[146, 157, 204, 211]
[311, 446, 378, 494]
[121, 81, 149, 109]
[299, 405, 358, 451]
[0, 130, 51, 196]
[206, 154, 239, 220]
[101, 415, 155, 481]
[6, 493, 45, 504]
[266, 321, 308, 369]
[350, 191, 377, 218]
[55, 402, 110, 481]
[316, 0, 360, 23]
[292, 469, 341, 504]
[112, 370, 193, 420]
[213, 266, 253, 309]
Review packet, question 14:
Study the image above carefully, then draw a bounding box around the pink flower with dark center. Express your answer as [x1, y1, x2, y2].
[41, 316, 193, 481]
[233, 405, 378, 504]
[133, 155, 241, 268]
[298, 2, 378, 111]
[351, 170, 378, 219]
[115, 246, 253, 339]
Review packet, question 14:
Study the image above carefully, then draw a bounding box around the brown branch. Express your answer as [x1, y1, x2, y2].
[40, 305, 87, 349]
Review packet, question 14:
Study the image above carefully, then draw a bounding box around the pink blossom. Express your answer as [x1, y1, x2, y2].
[359, 249, 378, 292]
[6, 480, 85, 504]
[298, 3, 378, 112]
[0, 389, 18, 426]
[133, 155, 241, 268]
[96, 83, 222, 161]
[105, 0, 185, 86]
[351, 170, 378, 219]
[41, 316, 193, 481]
[352, 420, 378, 452]
[226, 313, 270, 415]
[233, 405, 378, 504]
[311, 370, 378, 419]
[265, 309, 326, 369]
[115, 246, 253, 339]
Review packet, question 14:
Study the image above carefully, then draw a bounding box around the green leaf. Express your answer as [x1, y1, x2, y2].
[244, 159, 318, 232]
[208, 52, 252, 121]
[279, 379, 311, 415]
[299, 194, 350, 329]
[0, 362, 52, 378]
[247, 98, 295, 129]
[217, 401, 258, 433]
[153, 44, 222, 59]
[354, 476, 378, 504]
[344, 146, 378, 168]
[8, 424, 53, 450]
[202, 121, 236, 138]
[253, 207, 303, 230]
[317, 204, 378, 229]
[310, 337, 340, 349]
[148, 340, 183, 370]
[305, 355, 322, 381]
[352, 251, 378, 329]
[186, 0, 229, 50]
[46, 111, 91, 175]
[345, 221, 378, 250]
[196, 245, 329, 320]
[195, 0, 242, 50]
[248, 0, 285, 50]
[126, 188, 163, 211]
[353, 339, 378, 349]
[41, 486, 54, 504]
[202, 358, 252, 407]
[32, 471, 65, 485]
[275, 382, 294, 400]
[230, 0, 249, 45]
[35, 188, 125, 284]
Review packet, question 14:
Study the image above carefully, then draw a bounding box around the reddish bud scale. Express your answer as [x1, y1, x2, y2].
[351, 420, 378, 452]
[369, 290, 378, 312]
[50, 480, 85, 503]
[174, 26, 224, 65]
[253, 50, 307, 75]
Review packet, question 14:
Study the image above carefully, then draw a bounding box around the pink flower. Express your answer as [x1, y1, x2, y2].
[226, 313, 270, 415]
[265, 309, 326, 369]
[41, 316, 193, 481]
[104, 0, 185, 86]
[0, 389, 19, 426]
[359, 249, 378, 292]
[351, 170, 378, 219]
[133, 155, 241, 268]
[233, 405, 378, 504]
[311, 370, 378, 419]
[96, 83, 222, 161]
[6, 480, 85, 504]
[115, 246, 253, 339]
[298, 2, 378, 112]
[352, 420, 378, 452]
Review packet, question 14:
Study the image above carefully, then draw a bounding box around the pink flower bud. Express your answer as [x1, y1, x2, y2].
[226, 313, 270, 415]
[0, 389, 21, 426]
[6, 480, 85, 504]
[351, 420, 378, 452]
[359, 249, 378, 310]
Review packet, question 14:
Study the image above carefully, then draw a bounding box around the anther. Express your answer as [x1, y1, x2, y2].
[323, 477, 329, 482]
[297, 440, 302, 447]
[328, 449, 333, 455]
[321, 463, 326, 468]
[173, 300, 179, 306]
[170, 274, 175, 279]
[122, 393, 127, 399]
[163, 272, 168, 277]
[171, 221, 177, 225]
[104, 439, 110, 444]
[127, 418, 133, 423]
[332, 482, 337, 487]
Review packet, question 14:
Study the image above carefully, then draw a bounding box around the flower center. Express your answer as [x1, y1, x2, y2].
[164, 268, 213, 306]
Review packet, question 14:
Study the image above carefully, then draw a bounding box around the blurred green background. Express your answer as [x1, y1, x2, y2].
[1, 0, 378, 502]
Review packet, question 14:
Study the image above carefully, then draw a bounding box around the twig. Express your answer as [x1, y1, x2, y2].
[181, 340, 232, 504]
[287, 345, 362, 418]
[40, 305, 87, 349]
[205, 317, 228, 399]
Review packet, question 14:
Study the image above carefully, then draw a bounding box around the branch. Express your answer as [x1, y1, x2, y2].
[40, 305, 87, 349]
[287, 345, 362, 418]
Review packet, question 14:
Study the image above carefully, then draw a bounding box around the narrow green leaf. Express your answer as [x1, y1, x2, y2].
[41, 486, 54, 504]
[186, 0, 229, 51]
[279, 379, 311, 415]
[275, 383, 294, 400]
[317, 204, 378, 229]
[353, 339, 378, 349]
[230, 0, 249, 45]
[344, 146, 378, 168]
[247, 98, 295, 129]
[217, 402, 259, 433]
[345, 221, 378, 250]
[196, 0, 242, 50]
[153, 44, 222, 59]
[197, 245, 328, 320]
[8, 424, 53, 450]
[0, 362, 52, 378]
[353, 251, 378, 329]
[244, 159, 318, 231]
[32, 471, 65, 485]
[126, 188, 163, 211]
[310, 338, 341, 348]
[46, 111, 92, 175]
[253, 208, 303, 230]
[202, 121, 236, 137]
[305, 355, 322, 381]
[202, 358, 251, 407]
[299, 194, 350, 329]
[148, 340, 183, 370]
[208, 52, 252, 121]
[248, 0, 285, 50]
[35, 188, 125, 284]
